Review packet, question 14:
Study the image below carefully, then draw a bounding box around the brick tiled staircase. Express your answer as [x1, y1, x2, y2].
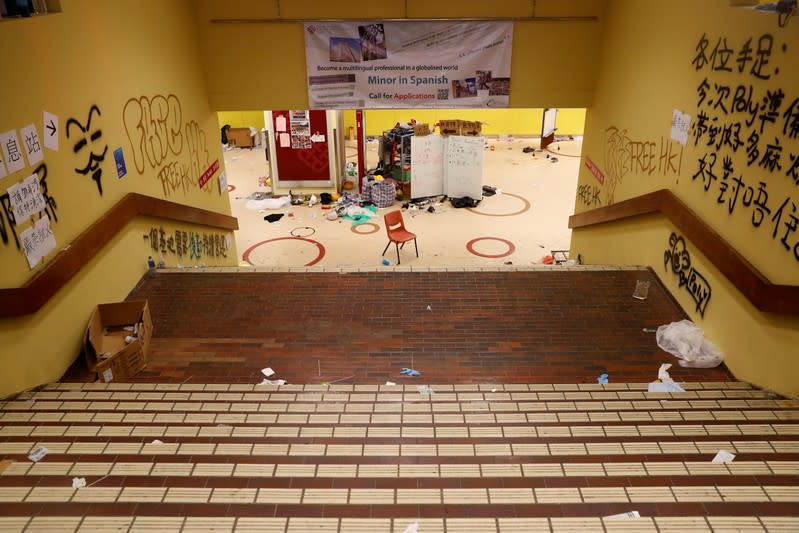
[2, 268, 797, 531]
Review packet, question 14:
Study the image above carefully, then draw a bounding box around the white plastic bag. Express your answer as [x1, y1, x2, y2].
[656, 320, 723, 368]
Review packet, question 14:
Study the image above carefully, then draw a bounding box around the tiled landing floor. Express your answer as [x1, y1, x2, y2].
[63, 267, 732, 385]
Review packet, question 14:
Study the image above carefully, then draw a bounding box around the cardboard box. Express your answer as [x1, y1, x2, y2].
[412, 123, 430, 136]
[84, 300, 153, 383]
[438, 119, 482, 137]
[438, 120, 461, 136]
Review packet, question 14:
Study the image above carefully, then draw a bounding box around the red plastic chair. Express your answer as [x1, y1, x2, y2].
[382, 210, 418, 264]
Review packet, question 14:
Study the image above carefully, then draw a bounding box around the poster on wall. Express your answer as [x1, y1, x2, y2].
[304, 21, 513, 109]
[289, 110, 311, 149]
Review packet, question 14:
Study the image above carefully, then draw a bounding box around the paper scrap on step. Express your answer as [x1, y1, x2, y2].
[259, 379, 286, 386]
[605, 511, 641, 519]
[648, 381, 685, 393]
[150, 439, 164, 445]
[403, 522, 419, 533]
[657, 363, 674, 383]
[385, 381, 396, 386]
[712, 450, 736, 464]
[417, 385, 434, 395]
[28, 447, 48, 462]
[72, 477, 87, 489]
[261, 367, 275, 377]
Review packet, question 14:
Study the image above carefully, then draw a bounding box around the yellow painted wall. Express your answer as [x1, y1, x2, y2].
[572, 0, 799, 396]
[217, 111, 265, 131]
[193, 0, 605, 110]
[0, 0, 236, 398]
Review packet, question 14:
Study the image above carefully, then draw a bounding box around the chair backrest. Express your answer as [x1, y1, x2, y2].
[384, 210, 405, 234]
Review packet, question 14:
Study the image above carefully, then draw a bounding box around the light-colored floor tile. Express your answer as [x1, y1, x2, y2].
[24, 516, 82, 532]
[535, 487, 581, 503]
[654, 516, 711, 532]
[349, 488, 395, 504]
[210, 488, 257, 503]
[496, 518, 550, 532]
[0, 486, 31, 502]
[397, 488, 441, 504]
[71, 487, 121, 502]
[626, 486, 675, 502]
[25, 487, 76, 502]
[286, 518, 339, 532]
[182, 516, 235, 532]
[77, 516, 133, 532]
[317, 463, 358, 477]
[274, 464, 317, 477]
[192, 463, 234, 476]
[256, 488, 303, 503]
[446, 518, 497, 533]
[339, 518, 392, 532]
[234, 517, 287, 532]
[550, 518, 604, 533]
[164, 487, 211, 503]
[130, 516, 184, 532]
[522, 463, 564, 477]
[489, 487, 534, 504]
[119, 486, 167, 502]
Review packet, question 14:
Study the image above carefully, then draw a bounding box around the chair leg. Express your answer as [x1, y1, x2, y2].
[413, 238, 418, 257]
[382, 241, 391, 256]
[395, 243, 401, 264]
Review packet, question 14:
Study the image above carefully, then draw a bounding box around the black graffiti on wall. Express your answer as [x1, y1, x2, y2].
[690, 33, 799, 266]
[577, 183, 602, 207]
[0, 163, 58, 249]
[603, 126, 683, 205]
[145, 226, 227, 260]
[66, 105, 107, 196]
[664, 232, 712, 317]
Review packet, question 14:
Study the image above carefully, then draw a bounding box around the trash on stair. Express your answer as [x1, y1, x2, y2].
[417, 385, 435, 395]
[246, 195, 290, 211]
[259, 379, 287, 385]
[605, 511, 641, 519]
[261, 367, 275, 377]
[597, 373, 609, 384]
[632, 280, 651, 300]
[402, 522, 419, 533]
[28, 447, 48, 462]
[426, 305, 432, 311]
[72, 477, 87, 489]
[656, 320, 724, 368]
[385, 381, 396, 386]
[642, 327, 657, 333]
[150, 439, 164, 445]
[264, 213, 284, 223]
[0, 460, 12, 474]
[712, 450, 736, 464]
[400, 368, 421, 377]
[648, 381, 685, 393]
[84, 301, 152, 384]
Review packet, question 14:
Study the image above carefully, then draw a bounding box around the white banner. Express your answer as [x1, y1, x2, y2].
[304, 21, 513, 109]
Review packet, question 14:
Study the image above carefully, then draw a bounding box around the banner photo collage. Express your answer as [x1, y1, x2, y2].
[304, 21, 513, 109]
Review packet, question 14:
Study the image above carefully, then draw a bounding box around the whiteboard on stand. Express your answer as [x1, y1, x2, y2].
[444, 136, 484, 199]
[410, 135, 444, 199]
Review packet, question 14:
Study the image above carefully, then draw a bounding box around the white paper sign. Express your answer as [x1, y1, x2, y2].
[275, 115, 287, 132]
[0, 130, 26, 174]
[310, 134, 325, 143]
[444, 135, 484, 199]
[20, 214, 57, 268]
[43, 111, 59, 151]
[218, 171, 227, 193]
[19, 124, 44, 166]
[7, 174, 46, 224]
[304, 21, 513, 109]
[411, 134, 444, 198]
[670, 109, 691, 146]
[279, 133, 290, 147]
[0, 156, 6, 180]
[711, 450, 736, 464]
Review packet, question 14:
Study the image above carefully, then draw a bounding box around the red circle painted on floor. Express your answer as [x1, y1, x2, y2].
[466, 193, 531, 217]
[351, 222, 380, 235]
[227, 184, 236, 192]
[466, 237, 516, 258]
[242, 236, 326, 266]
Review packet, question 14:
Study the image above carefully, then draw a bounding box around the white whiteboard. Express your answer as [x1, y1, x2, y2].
[542, 107, 558, 136]
[444, 136, 484, 199]
[410, 135, 444, 199]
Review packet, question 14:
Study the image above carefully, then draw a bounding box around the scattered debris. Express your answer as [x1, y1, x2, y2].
[417, 385, 435, 395]
[656, 320, 724, 368]
[491, 388, 497, 393]
[426, 305, 432, 311]
[632, 280, 651, 300]
[27, 447, 48, 462]
[264, 213, 284, 223]
[385, 381, 397, 386]
[150, 439, 164, 445]
[327, 375, 356, 384]
[0, 460, 12, 474]
[642, 327, 657, 333]
[258, 379, 287, 386]
[400, 368, 421, 377]
[605, 511, 641, 519]
[403, 521, 419, 533]
[382, 258, 391, 266]
[712, 450, 736, 464]
[261, 368, 275, 377]
[597, 373, 609, 385]
[72, 477, 87, 489]
[648, 382, 685, 393]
